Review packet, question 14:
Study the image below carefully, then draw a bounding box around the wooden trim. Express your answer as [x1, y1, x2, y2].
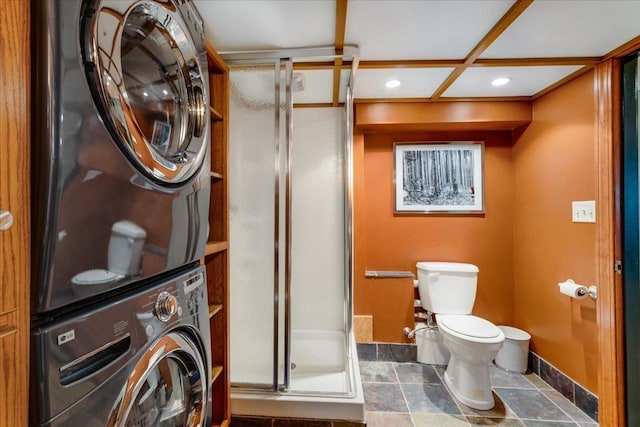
[294, 102, 344, 108]
[354, 96, 532, 104]
[210, 171, 223, 180]
[595, 59, 624, 427]
[206, 43, 229, 73]
[208, 304, 223, 319]
[334, 0, 347, 51]
[293, 62, 350, 71]
[359, 59, 464, 69]
[293, 57, 599, 72]
[332, 0, 348, 106]
[431, 0, 533, 100]
[205, 241, 228, 256]
[604, 35, 640, 61]
[473, 57, 601, 67]
[532, 65, 595, 100]
[210, 106, 223, 122]
[211, 365, 224, 383]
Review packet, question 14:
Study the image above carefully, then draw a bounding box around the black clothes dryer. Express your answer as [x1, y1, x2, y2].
[32, 0, 211, 315]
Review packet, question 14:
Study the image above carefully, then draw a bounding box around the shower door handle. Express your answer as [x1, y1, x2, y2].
[0, 210, 14, 231]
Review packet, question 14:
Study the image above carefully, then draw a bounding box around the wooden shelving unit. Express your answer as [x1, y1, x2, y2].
[203, 41, 230, 427]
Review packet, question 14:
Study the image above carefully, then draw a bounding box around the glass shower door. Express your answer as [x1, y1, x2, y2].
[228, 64, 280, 388]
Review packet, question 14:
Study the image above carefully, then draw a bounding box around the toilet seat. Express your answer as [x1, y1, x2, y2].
[437, 314, 504, 344]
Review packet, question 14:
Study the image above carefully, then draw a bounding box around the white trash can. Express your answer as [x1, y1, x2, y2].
[494, 326, 531, 373]
[416, 327, 450, 365]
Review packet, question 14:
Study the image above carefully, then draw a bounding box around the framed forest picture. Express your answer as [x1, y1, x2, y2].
[394, 142, 484, 214]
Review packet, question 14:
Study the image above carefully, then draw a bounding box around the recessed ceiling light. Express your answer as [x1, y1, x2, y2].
[385, 79, 402, 88]
[491, 77, 511, 87]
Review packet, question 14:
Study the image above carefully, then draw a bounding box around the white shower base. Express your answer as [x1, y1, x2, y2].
[231, 330, 365, 421]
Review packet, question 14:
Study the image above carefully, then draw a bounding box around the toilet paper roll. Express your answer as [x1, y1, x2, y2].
[558, 280, 588, 299]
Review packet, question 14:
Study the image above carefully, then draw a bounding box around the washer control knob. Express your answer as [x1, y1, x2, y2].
[155, 291, 177, 322]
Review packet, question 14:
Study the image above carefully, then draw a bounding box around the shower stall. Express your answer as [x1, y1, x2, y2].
[223, 47, 364, 421]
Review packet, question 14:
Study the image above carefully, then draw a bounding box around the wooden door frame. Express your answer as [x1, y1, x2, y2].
[595, 58, 624, 427]
[596, 39, 640, 427]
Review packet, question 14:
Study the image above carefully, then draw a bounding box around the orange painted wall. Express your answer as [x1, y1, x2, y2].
[354, 130, 515, 342]
[512, 71, 598, 393]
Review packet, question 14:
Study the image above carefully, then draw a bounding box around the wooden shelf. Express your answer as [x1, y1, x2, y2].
[210, 105, 223, 122]
[204, 40, 230, 426]
[208, 304, 223, 319]
[211, 365, 224, 383]
[205, 241, 228, 256]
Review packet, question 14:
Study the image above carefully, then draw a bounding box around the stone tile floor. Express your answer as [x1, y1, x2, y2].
[361, 361, 598, 427]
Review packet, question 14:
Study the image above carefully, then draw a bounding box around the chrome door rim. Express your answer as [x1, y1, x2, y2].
[82, 0, 208, 185]
[107, 331, 207, 426]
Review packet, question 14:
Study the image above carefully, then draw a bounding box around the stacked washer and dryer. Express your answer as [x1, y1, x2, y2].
[30, 1, 213, 425]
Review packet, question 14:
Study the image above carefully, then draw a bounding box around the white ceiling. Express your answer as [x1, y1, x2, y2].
[194, 0, 640, 103]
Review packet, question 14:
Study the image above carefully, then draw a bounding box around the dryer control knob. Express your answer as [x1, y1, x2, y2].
[155, 291, 177, 322]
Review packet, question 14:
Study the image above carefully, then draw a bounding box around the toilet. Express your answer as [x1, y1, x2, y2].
[71, 220, 147, 295]
[416, 261, 505, 410]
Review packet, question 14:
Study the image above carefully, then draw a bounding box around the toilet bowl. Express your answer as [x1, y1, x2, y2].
[436, 314, 504, 409]
[416, 262, 505, 410]
[71, 220, 146, 295]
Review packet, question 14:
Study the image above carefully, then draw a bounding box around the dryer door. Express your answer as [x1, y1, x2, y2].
[82, 0, 209, 185]
[107, 331, 208, 426]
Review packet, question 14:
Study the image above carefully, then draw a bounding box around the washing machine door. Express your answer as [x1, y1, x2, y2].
[107, 331, 208, 426]
[82, 0, 209, 185]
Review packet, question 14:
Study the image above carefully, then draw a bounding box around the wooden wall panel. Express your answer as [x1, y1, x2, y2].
[356, 130, 515, 342]
[512, 71, 598, 393]
[0, 1, 30, 426]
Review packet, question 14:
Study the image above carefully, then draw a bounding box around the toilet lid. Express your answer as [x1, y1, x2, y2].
[72, 269, 121, 286]
[438, 314, 501, 339]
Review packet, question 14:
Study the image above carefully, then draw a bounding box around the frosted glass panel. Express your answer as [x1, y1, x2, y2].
[229, 66, 277, 387]
[290, 108, 345, 332]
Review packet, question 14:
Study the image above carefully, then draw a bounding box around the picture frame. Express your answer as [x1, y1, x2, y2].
[394, 142, 484, 214]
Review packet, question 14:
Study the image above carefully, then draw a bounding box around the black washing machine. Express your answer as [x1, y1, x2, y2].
[31, 0, 211, 315]
[31, 265, 212, 426]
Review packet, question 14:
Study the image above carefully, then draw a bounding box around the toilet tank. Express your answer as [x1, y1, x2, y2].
[108, 221, 147, 276]
[416, 262, 479, 314]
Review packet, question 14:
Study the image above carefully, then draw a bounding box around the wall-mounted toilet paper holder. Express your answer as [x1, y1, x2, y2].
[558, 279, 597, 299]
[576, 285, 597, 299]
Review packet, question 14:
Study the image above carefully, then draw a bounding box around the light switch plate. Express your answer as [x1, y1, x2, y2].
[572, 200, 596, 223]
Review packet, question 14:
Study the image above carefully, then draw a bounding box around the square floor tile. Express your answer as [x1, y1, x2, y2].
[467, 416, 525, 426]
[490, 365, 536, 388]
[402, 382, 462, 414]
[365, 412, 413, 427]
[541, 390, 594, 423]
[363, 383, 408, 412]
[494, 388, 572, 422]
[394, 362, 442, 384]
[456, 391, 517, 419]
[520, 421, 579, 426]
[523, 373, 554, 390]
[359, 362, 398, 383]
[413, 413, 470, 426]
